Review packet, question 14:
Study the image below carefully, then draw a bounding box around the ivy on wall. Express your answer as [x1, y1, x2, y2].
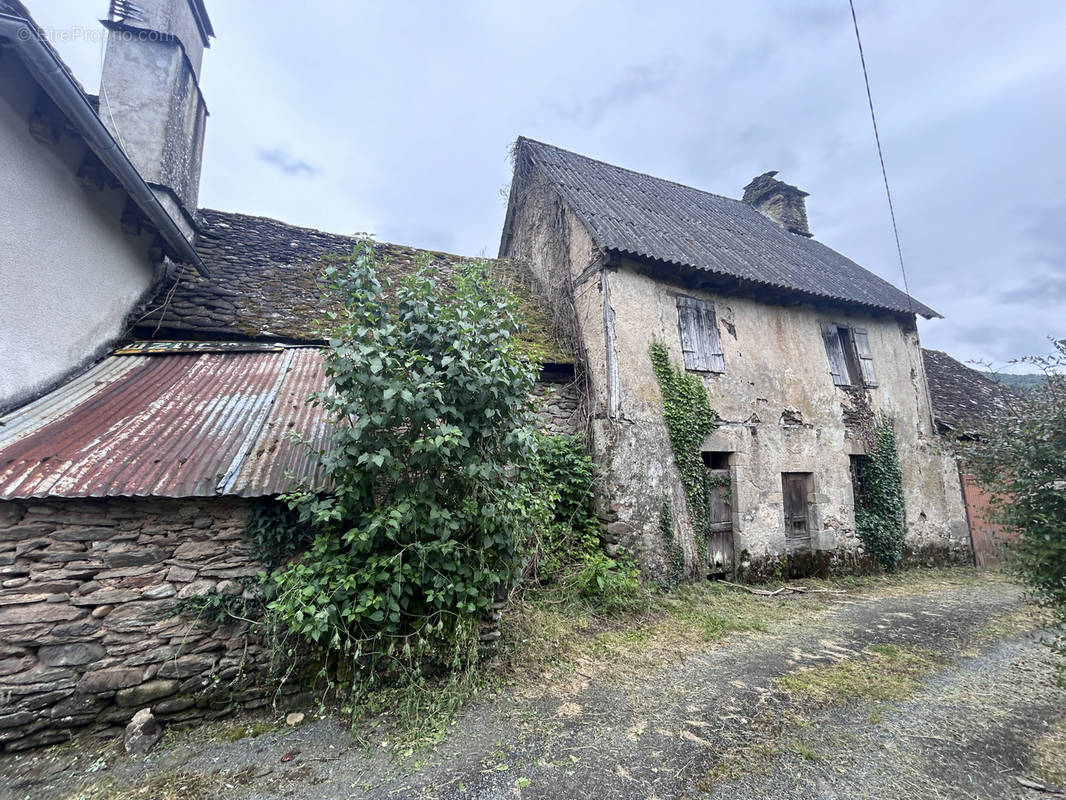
[649, 341, 718, 575]
[855, 416, 906, 571]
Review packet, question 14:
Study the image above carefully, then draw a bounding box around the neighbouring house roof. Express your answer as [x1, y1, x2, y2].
[922, 348, 1016, 434]
[0, 346, 328, 499]
[0, 2, 206, 275]
[134, 209, 571, 364]
[511, 137, 939, 319]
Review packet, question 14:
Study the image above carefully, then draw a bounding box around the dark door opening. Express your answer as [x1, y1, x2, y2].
[782, 472, 812, 555]
[703, 452, 734, 577]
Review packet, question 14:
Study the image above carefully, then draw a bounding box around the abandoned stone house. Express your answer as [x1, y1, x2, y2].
[0, 0, 984, 753]
[499, 137, 973, 577]
[0, 0, 577, 750]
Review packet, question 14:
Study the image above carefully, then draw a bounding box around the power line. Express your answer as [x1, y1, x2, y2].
[848, 0, 914, 311]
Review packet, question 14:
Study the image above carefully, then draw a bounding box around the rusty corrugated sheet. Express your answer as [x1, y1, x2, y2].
[0, 348, 330, 499]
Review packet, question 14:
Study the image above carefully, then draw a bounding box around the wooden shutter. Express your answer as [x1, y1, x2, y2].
[852, 328, 878, 386]
[820, 323, 850, 386]
[677, 296, 725, 373]
[677, 296, 701, 371]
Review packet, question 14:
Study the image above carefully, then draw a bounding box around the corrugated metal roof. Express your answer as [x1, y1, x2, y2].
[515, 138, 939, 319]
[0, 348, 329, 499]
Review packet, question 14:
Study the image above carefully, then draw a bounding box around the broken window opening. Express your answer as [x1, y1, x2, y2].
[677, 295, 725, 373]
[702, 451, 731, 470]
[820, 323, 877, 388]
[850, 453, 872, 511]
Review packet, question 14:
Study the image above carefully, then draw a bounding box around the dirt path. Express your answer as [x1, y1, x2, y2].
[4, 571, 1063, 800]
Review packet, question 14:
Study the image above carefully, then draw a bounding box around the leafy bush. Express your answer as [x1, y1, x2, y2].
[855, 418, 906, 572]
[244, 497, 316, 569]
[271, 239, 539, 687]
[963, 341, 1066, 671]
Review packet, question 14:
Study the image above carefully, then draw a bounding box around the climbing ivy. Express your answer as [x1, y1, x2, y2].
[649, 341, 718, 576]
[658, 496, 684, 590]
[854, 417, 906, 571]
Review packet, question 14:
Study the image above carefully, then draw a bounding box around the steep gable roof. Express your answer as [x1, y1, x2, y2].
[922, 348, 1016, 433]
[511, 137, 938, 319]
[133, 209, 570, 364]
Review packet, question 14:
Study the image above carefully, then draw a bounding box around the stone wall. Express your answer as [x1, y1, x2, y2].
[0, 497, 280, 751]
[533, 377, 585, 436]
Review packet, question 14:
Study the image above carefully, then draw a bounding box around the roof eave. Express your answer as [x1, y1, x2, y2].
[0, 13, 208, 277]
[606, 247, 941, 319]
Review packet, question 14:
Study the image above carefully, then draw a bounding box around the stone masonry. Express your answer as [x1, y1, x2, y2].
[0, 497, 282, 751]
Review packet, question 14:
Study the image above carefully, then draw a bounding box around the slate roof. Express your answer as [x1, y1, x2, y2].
[514, 137, 939, 319]
[134, 209, 570, 363]
[922, 348, 1016, 433]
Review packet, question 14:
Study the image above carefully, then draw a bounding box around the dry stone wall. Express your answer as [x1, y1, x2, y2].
[0, 497, 284, 751]
[533, 378, 585, 436]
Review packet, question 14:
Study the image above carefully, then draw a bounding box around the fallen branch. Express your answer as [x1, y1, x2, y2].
[717, 580, 847, 596]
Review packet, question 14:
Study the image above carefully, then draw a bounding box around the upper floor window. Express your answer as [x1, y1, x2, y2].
[820, 323, 877, 387]
[677, 296, 725, 373]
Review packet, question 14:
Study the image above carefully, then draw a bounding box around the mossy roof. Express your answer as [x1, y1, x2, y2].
[133, 209, 571, 365]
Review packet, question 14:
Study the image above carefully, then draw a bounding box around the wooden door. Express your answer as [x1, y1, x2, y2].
[782, 473, 811, 554]
[704, 468, 734, 575]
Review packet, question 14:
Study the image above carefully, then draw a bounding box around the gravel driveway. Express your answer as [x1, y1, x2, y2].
[4, 570, 1063, 800]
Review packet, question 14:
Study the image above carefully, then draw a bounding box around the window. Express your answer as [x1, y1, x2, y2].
[820, 323, 877, 387]
[677, 296, 724, 373]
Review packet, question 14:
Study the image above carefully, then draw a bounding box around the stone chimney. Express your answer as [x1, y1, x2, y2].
[742, 171, 812, 237]
[99, 0, 214, 241]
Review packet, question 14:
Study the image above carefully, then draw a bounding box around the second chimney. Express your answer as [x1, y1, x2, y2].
[742, 171, 812, 237]
[99, 0, 214, 242]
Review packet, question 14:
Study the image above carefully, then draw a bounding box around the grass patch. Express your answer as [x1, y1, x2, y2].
[694, 741, 781, 793]
[72, 772, 216, 800]
[216, 719, 278, 742]
[973, 604, 1054, 642]
[776, 644, 938, 705]
[1031, 712, 1066, 789]
[496, 579, 809, 691]
[789, 739, 822, 761]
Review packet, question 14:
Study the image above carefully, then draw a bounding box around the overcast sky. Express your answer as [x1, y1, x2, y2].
[30, 1, 1065, 371]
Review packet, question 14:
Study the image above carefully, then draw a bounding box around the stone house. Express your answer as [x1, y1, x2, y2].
[0, 1, 576, 750]
[499, 137, 973, 577]
[922, 348, 1018, 566]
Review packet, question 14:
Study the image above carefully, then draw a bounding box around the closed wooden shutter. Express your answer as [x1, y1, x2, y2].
[677, 296, 725, 373]
[820, 323, 850, 386]
[852, 328, 878, 386]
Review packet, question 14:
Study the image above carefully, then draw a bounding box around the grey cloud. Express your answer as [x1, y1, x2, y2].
[257, 147, 319, 176]
[552, 58, 677, 128]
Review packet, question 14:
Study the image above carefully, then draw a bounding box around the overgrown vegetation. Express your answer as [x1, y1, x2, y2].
[854, 416, 906, 571]
[522, 432, 643, 613]
[964, 340, 1066, 675]
[658, 496, 684, 590]
[269, 238, 539, 706]
[648, 341, 717, 578]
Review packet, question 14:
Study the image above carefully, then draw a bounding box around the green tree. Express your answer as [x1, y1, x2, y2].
[963, 340, 1066, 669]
[272, 239, 539, 685]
